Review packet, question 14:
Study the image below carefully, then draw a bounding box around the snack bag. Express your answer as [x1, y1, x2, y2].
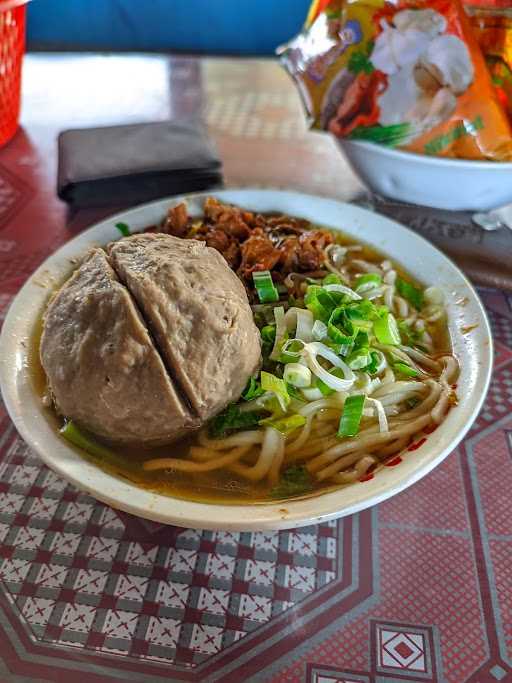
[280, 0, 512, 160]
[465, 3, 512, 121]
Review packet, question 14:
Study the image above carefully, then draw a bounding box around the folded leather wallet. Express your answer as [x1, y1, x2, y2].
[57, 121, 223, 208]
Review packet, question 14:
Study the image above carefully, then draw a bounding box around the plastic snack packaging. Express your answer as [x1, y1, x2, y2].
[280, 0, 512, 160]
[464, 2, 512, 122]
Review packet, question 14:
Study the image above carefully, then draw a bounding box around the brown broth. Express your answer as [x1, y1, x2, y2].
[30, 223, 452, 504]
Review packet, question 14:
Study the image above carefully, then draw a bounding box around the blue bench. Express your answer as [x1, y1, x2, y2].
[27, 0, 309, 55]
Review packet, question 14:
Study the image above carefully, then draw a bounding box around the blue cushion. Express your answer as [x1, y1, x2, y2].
[27, 0, 309, 55]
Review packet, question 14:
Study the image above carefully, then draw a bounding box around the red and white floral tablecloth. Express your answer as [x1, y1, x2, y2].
[0, 54, 511, 683]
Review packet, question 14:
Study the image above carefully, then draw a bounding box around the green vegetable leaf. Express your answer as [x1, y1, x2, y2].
[115, 222, 130, 237]
[260, 414, 307, 435]
[208, 405, 266, 438]
[242, 376, 265, 401]
[396, 277, 424, 310]
[270, 465, 313, 499]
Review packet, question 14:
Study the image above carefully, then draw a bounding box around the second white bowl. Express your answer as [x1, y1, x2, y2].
[338, 139, 512, 211]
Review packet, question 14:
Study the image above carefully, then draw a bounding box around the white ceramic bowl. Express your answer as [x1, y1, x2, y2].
[0, 189, 492, 530]
[338, 139, 512, 211]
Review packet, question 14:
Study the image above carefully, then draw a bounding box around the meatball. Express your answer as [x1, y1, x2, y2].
[40, 235, 261, 444]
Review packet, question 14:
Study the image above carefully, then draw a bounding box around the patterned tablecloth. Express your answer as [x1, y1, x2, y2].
[0, 54, 511, 683]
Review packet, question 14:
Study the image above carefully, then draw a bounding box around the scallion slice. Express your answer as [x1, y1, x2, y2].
[328, 307, 358, 345]
[354, 273, 382, 292]
[323, 283, 362, 300]
[346, 348, 371, 370]
[261, 371, 290, 411]
[61, 421, 118, 460]
[373, 311, 401, 345]
[338, 395, 365, 438]
[312, 319, 328, 341]
[283, 362, 312, 388]
[253, 270, 279, 303]
[260, 414, 306, 435]
[269, 306, 287, 361]
[303, 341, 355, 391]
[304, 285, 336, 321]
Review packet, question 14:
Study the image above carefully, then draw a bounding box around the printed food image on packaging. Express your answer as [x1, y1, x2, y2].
[280, 0, 512, 160]
[465, 3, 512, 121]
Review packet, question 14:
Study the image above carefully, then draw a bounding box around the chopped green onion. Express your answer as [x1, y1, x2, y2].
[283, 362, 312, 388]
[242, 376, 265, 401]
[286, 383, 305, 401]
[261, 370, 290, 411]
[346, 348, 371, 370]
[396, 277, 424, 310]
[270, 306, 287, 361]
[60, 421, 116, 460]
[314, 367, 348, 396]
[338, 395, 365, 438]
[279, 339, 304, 364]
[305, 285, 336, 321]
[312, 319, 328, 341]
[303, 341, 355, 391]
[209, 404, 266, 438]
[373, 311, 401, 345]
[394, 362, 420, 377]
[284, 307, 314, 343]
[253, 270, 279, 303]
[323, 283, 362, 300]
[301, 386, 325, 401]
[353, 330, 369, 349]
[260, 414, 307, 435]
[115, 222, 130, 237]
[344, 300, 378, 330]
[328, 307, 358, 345]
[355, 273, 382, 292]
[261, 324, 276, 343]
[366, 350, 384, 375]
[322, 273, 343, 286]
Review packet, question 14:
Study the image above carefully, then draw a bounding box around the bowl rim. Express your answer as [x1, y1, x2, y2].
[0, 188, 493, 531]
[339, 138, 512, 170]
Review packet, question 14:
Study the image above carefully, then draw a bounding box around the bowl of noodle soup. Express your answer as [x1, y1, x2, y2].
[0, 189, 492, 530]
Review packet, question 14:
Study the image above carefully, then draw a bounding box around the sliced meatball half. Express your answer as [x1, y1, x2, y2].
[40, 248, 198, 444]
[108, 233, 261, 420]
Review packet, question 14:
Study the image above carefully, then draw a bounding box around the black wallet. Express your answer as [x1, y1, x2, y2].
[57, 121, 223, 208]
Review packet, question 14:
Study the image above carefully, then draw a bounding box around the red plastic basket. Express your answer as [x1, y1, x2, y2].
[0, 0, 26, 147]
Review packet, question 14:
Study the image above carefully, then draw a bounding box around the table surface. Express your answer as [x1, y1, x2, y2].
[0, 53, 511, 683]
